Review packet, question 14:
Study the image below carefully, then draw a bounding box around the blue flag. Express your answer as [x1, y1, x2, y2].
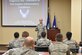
[52, 16, 56, 28]
[46, 13, 51, 29]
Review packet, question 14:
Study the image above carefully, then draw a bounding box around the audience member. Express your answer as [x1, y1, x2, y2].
[49, 33, 70, 55]
[36, 32, 51, 46]
[2, 37, 39, 55]
[18, 31, 29, 47]
[9, 32, 20, 48]
[35, 19, 45, 40]
[63, 32, 79, 54]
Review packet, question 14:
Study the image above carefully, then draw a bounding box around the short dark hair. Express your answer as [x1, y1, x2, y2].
[14, 32, 19, 38]
[41, 32, 46, 38]
[55, 33, 63, 42]
[22, 31, 29, 37]
[66, 32, 72, 40]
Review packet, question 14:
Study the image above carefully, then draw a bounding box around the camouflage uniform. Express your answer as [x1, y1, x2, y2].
[49, 42, 69, 55]
[36, 38, 51, 46]
[35, 24, 45, 39]
[9, 37, 26, 48]
[63, 39, 78, 55]
[17, 37, 26, 47]
[63, 39, 77, 49]
[9, 39, 20, 48]
[2, 47, 39, 55]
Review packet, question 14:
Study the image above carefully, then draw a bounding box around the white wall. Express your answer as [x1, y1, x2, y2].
[71, 0, 81, 43]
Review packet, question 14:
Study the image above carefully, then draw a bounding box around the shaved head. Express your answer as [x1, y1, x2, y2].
[24, 37, 35, 48]
[39, 18, 43, 21]
[39, 18, 43, 24]
[55, 33, 63, 42]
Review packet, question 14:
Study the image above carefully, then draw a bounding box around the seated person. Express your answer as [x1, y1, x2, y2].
[18, 31, 29, 47]
[9, 32, 20, 48]
[63, 32, 79, 53]
[36, 32, 51, 46]
[2, 37, 39, 55]
[49, 33, 70, 55]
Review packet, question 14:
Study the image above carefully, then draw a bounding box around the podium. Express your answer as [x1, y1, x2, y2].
[47, 28, 60, 41]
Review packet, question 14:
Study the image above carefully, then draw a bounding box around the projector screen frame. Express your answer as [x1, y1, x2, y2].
[1, 0, 49, 27]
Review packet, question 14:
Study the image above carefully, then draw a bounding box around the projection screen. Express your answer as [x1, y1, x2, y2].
[2, 0, 48, 27]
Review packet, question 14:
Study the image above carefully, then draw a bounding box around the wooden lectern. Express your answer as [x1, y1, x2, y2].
[47, 28, 60, 41]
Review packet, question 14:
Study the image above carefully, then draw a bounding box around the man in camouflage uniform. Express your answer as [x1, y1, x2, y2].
[63, 32, 78, 55]
[9, 32, 20, 48]
[35, 19, 45, 40]
[49, 33, 70, 55]
[2, 37, 39, 55]
[36, 32, 51, 46]
[18, 31, 29, 47]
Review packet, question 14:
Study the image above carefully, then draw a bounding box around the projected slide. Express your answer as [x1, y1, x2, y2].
[2, 0, 48, 26]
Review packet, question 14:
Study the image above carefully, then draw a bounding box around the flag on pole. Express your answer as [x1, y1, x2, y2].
[52, 16, 57, 28]
[46, 13, 51, 29]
